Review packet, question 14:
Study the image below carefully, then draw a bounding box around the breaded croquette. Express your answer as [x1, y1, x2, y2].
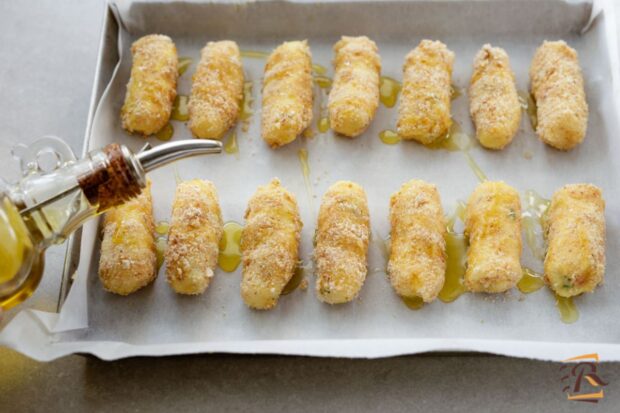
[261, 41, 313, 148]
[121, 35, 178, 136]
[328, 36, 381, 137]
[397, 40, 454, 144]
[388, 180, 446, 302]
[544, 184, 605, 297]
[315, 181, 370, 304]
[530, 40, 588, 150]
[469, 44, 521, 150]
[464, 181, 522, 293]
[99, 182, 156, 295]
[241, 179, 303, 309]
[166, 180, 223, 295]
[188, 41, 244, 139]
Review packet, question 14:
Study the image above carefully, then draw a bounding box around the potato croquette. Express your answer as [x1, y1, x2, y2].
[469, 44, 521, 149]
[544, 184, 605, 297]
[121, 35, 178, 136]
[315, 181, 370, 304]
[99, 183, 156, 295]
[166, 180, 223, 295]
[530, 40, 588, 150]
[397, 40, 454, 144]
[328, 36, 381, 137]
[261, 41, 313, 148]
[464, 181, 522, 293]
[241, 179, 303, 309]
[188, 41, 244, 139]
[388, 180, 446, 302]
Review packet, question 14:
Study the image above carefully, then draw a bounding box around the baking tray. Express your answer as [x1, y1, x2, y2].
[2, 0, 620, 361]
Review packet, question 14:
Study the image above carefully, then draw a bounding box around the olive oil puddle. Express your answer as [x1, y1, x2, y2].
[517, 267, 545, 293]
[555, 295, 579, 324]
[438, 201, 467, 303]
[401, 295, 424, 310]
[155, 221, 169, 236]
[224, 132, 239, 155]
[218, 221, 243, 272]
[379, 130, 400, 145]
[171, 95, 189, 122]
[379, 76, 401, 108]
[240, 50, 269, 59]
[282, 262, 310, 295]
[314, 75, 332, 89]
[522, 190, 550, 262]
[240, 81, 254, 132]
[518, 90, 538, 130]
[178, 57, 193, 76]
[155, 123, 174, 141]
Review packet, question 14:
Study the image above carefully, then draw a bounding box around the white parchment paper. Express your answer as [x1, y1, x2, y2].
[3, 0, 620, 361]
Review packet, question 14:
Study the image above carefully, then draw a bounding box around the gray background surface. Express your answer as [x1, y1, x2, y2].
[0, 1, 619, 411]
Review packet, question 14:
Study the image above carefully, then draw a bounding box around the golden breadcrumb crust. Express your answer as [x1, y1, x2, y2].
[544, 184, 605, 297]
[315, 181, 370, 304]
[397, 40, 454, 144]
[166, 180, 224, 295]
[469, 44, 521, 150]
[188, 41, 244, 139]
[388, 180, 446, 302]
[261, 41, 313, 148]
[328, 36, 381, 137]
[530, 40, 588, 150]
[241, 178, 303, 309]
[99, 182, 156, 295]
[121, 35, 178, 136]
[464, 181, 522, 293]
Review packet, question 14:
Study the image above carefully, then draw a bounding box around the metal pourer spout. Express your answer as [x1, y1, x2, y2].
[136, 139, 223, 173]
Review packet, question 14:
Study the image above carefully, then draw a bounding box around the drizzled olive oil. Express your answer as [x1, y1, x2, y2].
[401, 295, 424, 310]
[240, 50, 269, 59]
[171, 96, 189, 122]
[379, 76, 402, 108]
[218, 221, 243, 272]
[178, 57, 193, 76]
[224, 133, 239, 155]
[314, 75, 332, 89]
[517, 267, 545, 294]
[317, 117, 330, 133]
[518, 90, 538, 130]
[155, 237, 167, 270]
[450, 84, 462, 100]
[282, 264, 305, 295]
[555, 295, 579, 324]
[155, 221, 169, 236]
[312, 63, 327, 75]
[439, 201, 468, 303]
[155, 123, 174, 141]
[379, 130, 401, 145]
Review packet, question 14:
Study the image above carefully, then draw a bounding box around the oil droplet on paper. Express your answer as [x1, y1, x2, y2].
[517, 267, 545, 294]
[555, 294, 579, 324]
[178, 57, 192, 75]
[379, 76, 402, 108]
[379, 129, 401, 145]
[171, 95, 189, 122]
[155, 123, 174, 141]
[218, 221, 243, 272]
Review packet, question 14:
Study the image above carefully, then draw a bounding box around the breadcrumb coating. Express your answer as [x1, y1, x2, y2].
[121, 35, 178, 136]
[328, 36, 381, 137]
[261, 41, 313, 148]
[397, 40, 454, 144]
[188, 41, 244, 139]
[166, 180, 223, 295]
[469, 44, 521, 150]
[388, 180, 446, 302]
[315, 181, 370, 304]
[544, 184, 605, 297]
[241, 178, 303, 309]
[465, 181, 522, 293]
[530, 40, 588, 150]
[99, 182, 156, 295]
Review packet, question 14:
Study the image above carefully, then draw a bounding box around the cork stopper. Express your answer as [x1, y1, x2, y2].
[78, 143, 144, 212]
